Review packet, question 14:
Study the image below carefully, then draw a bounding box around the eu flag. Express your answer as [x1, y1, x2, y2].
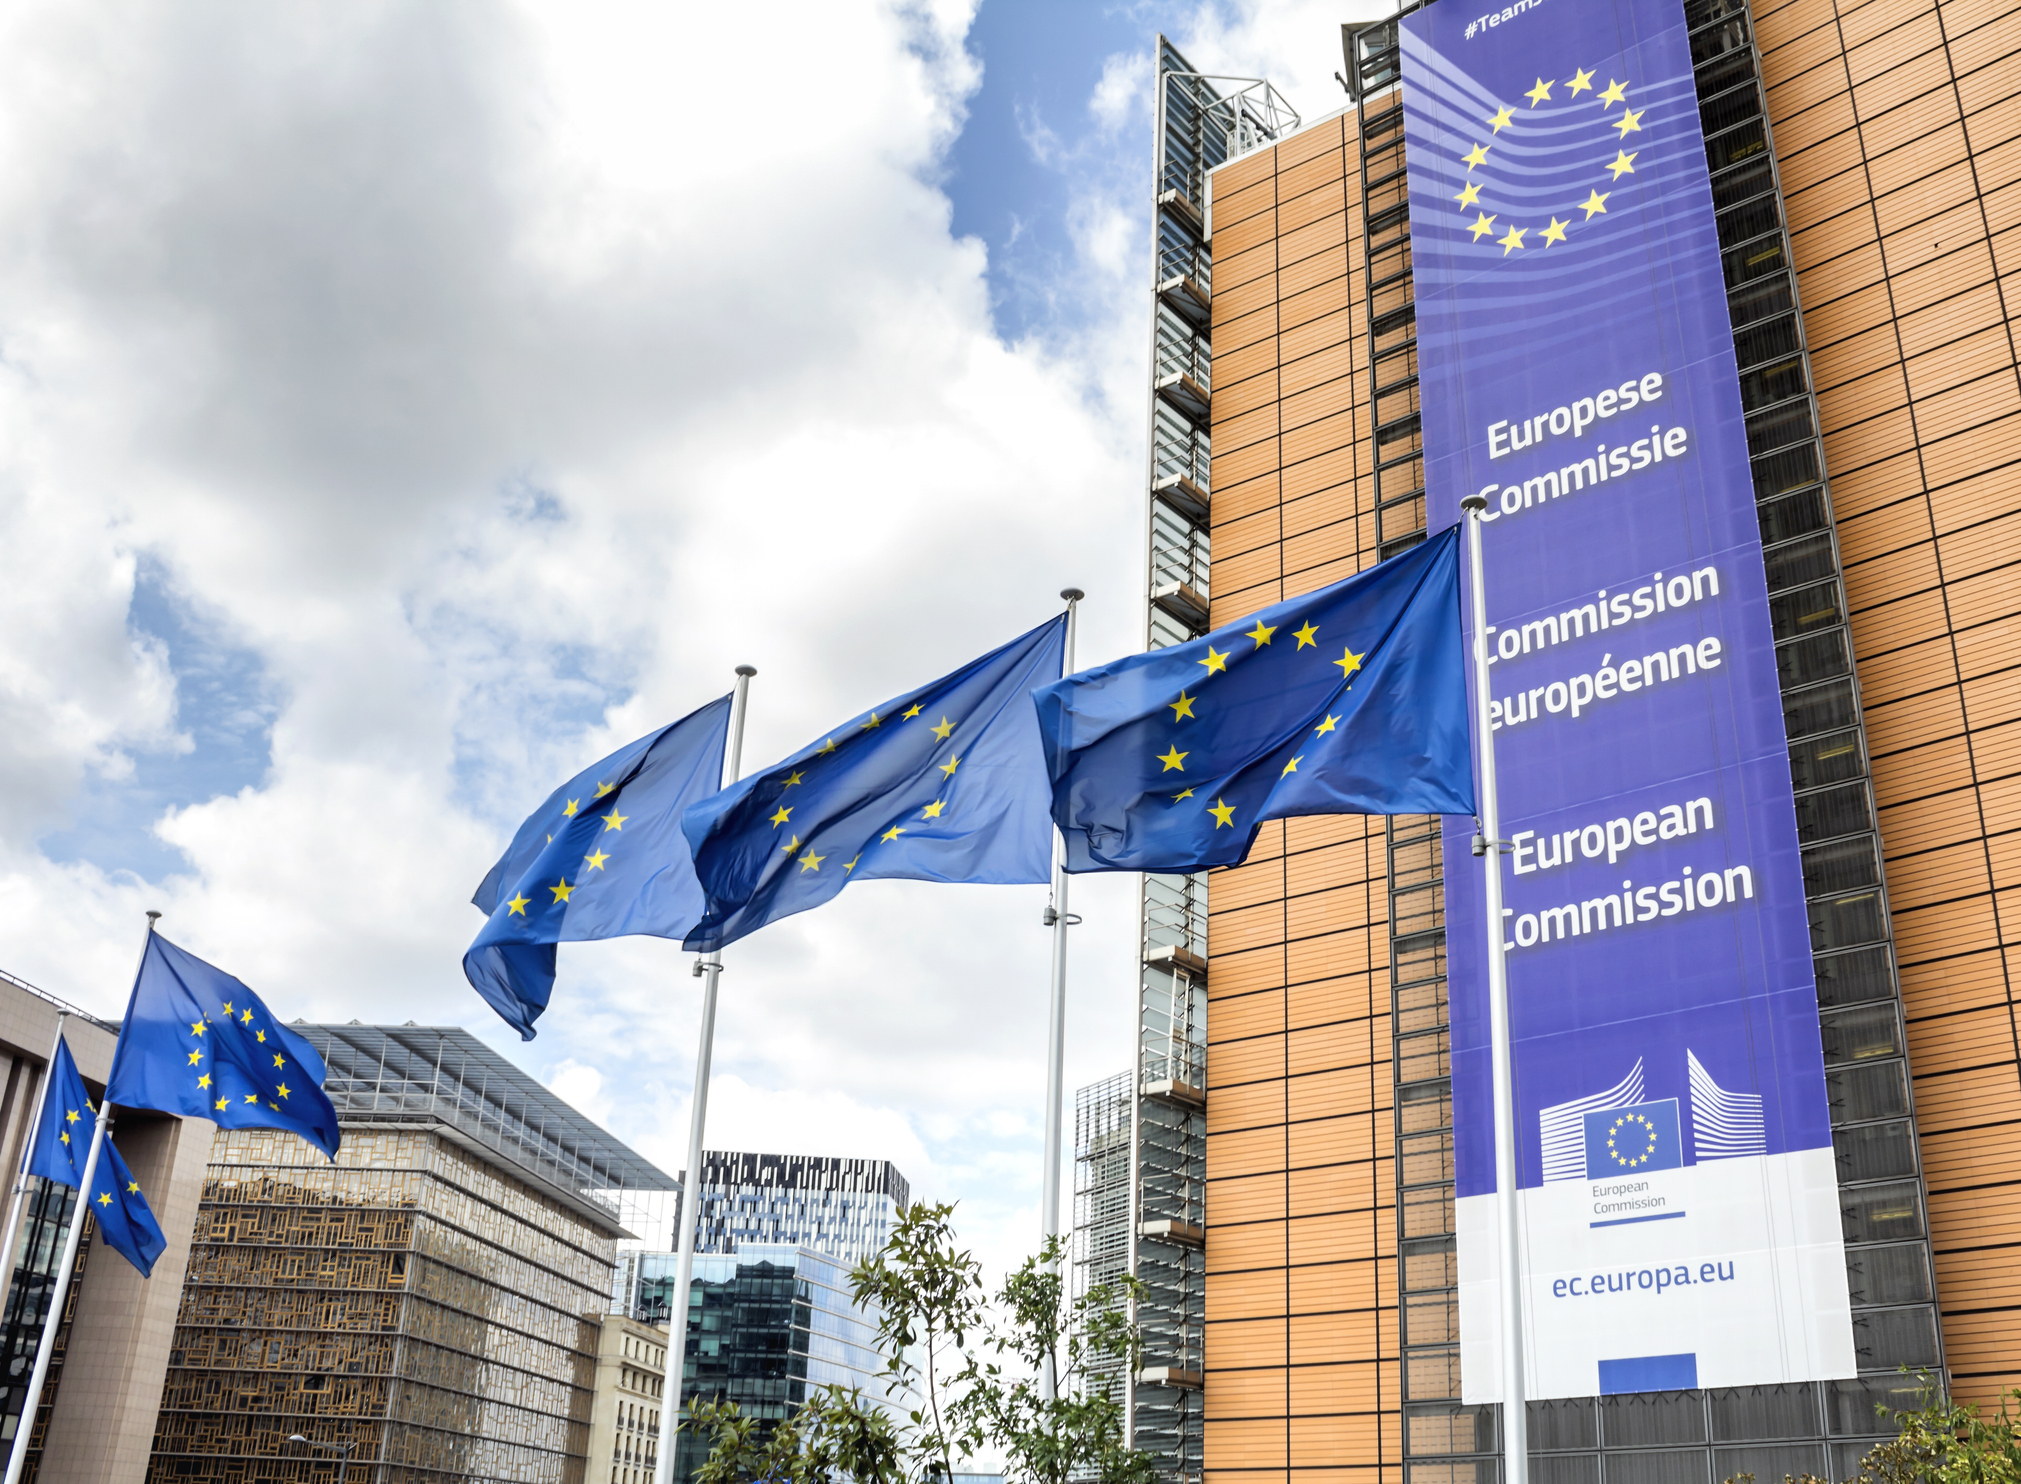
[29, 1035, 168, 1277]
[1033, 526, 1474, 873]
[106, 932, 342, 1161]
[681, 616, 1067, 952]
[464, 695, 733, 1038]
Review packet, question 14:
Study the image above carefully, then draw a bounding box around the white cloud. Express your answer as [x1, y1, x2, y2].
[0, 0, 1152, 1279]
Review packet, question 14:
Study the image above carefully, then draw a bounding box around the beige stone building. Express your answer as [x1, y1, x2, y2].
[587, 1312, 667, 1484]
[0, 965, 211, 1484]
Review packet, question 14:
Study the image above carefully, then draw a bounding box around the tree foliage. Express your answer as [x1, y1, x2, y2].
[1723, 1373, 2021, 1484]
[687, 1202, 1154, 1484]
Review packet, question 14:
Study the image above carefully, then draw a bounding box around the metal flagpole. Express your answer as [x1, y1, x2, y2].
[1460, 497, 1527, 1484]
[2, 911, 157, 1484]
[1039, 586, 1082, 1404]
[0, 1012, 70, 1304]
[654, 666, 755, 1484]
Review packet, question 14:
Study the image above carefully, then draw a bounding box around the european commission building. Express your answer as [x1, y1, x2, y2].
[1109, 1, 2021, 1481]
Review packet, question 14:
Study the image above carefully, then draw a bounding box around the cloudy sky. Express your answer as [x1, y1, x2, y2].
[0, 0, 1379, 1278]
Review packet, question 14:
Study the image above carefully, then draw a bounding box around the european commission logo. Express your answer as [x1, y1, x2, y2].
[1446, 67, 1647, 256]
[1583, 1100, 1681, 1178]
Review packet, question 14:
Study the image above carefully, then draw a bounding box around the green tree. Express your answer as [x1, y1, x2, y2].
[1721, 1372, 2021, 1484]
[687, 1202, 1153, 1484]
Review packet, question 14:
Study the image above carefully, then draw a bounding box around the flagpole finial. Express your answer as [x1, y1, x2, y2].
[145, 910, 162, 924]
[1061, 587, 1085, 603]
[734, 665, 757, 677]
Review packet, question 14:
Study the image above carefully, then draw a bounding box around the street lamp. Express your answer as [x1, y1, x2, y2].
[286, 1433, 352, 1482]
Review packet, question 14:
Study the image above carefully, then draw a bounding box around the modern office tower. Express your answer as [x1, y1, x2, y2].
[1137, 47, 1301, 1484]
[674, 1151, 910, 1262]
[1179, 1, 2021, 1480]
[0, 968, 211, 1484]
[144, 1023, 675, 1484]
[586, 1313, 668, 1484]
[1071, 1073, 1134, 1408]
[667, 1245, 893, 1484]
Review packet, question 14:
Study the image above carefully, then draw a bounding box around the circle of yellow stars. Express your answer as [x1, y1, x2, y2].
[765, 699, 962, 879]
[188, 999, 296, 1116]
[1604, 1111, 1661, 1168]
[504, 783, 627, 920]
[1156, 615, 1365, 834]
[1454, 70, 1642, 256]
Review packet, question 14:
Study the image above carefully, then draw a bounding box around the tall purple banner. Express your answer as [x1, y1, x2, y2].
[1400, 0, 1854, 1400]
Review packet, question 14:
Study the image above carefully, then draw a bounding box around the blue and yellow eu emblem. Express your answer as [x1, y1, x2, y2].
[106, 930, 342, 1161]
[1583, 1100, 1683, 1179]
[681, 616, 1067, 952]
[1032, 526, 1474, 873]
[31, 1035, 167, 1276]
[464, 695, 733, 1038]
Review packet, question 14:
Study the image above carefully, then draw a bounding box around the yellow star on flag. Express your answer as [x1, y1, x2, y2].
[277, 1083, 291, 1099]
[65, 1109, 79, 1124]
[1173, 788, 1195, 801]
[1608, 151, 1638, 179]
[602, 810, 627, 831]
[1567, 66, 1595, 95]
[1581, 189, 1610, 219]
[939, 756, 960, 777]
[58, 1131, 68, 1146]
[1315, 714, 1339, 735]
[1293, 622, 1319, 648]
[562, 799, 579, 817]
[881, 826, 905, 843]
[1525, 77, 1553, 105]
[1599, 79, 1627, 106]
[1461, 142, 1490, 169]
[1540, 217, 1569, 246]
[1455, 180, 1481, 209]
[818, 738, 837, 754]
[1208, 798, 1237, 828]
[256, 1030, 265, 1043]
[190, 1020, 206, 1037]
[1246, 620, 1277, 647]
[1199, 646, 1229, 674]
[901, 704, 922, 720]
[1157, 745, 1188, 773]
[1614, 106, 1644, 137]
[198, 1074, 211, 1089]
[128, 1181, 140, 1194]
[583, 848, 610, 871]
[931, 717, 954, 740]
[1469, 212, 1497, 241]
[244, 1094, 260, 1104]
[1487, 104, 1515, 133]
[97, 1192, 111, 1208]
[241, 1009, 253, 1025]
[188, 1050, 203, 1067]
[215, 1097, 229, 1112]
[798, 851, 825, 872]
[843, 857, 860, 872]
[222, 1001, 232, 1016]
[769, 806, 792, 827]
[1499, 225, 1527, 254]
[782, 834, 800, 856]
[549, 879, 574, 903]
[860, 711, 882, 730]
[594, 782, 615, 797]
[274, 1054, 286, 1068]
[1281, 756, 1304, 777]
[921, 800, 946, 819]
[506, 893, 530, 915]
[1169, 691, 1196, 720]
[1334, 647, 1366, 679]
[783, 771, 804, 787]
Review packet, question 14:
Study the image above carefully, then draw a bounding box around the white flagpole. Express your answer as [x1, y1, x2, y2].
[654, 666, 755, 1484]
[0, 1012, 70, 1298]
[2, 911, 157, 1484]
[1039, 586, 1083, 1405]
[1460, 498, 1527, 1483]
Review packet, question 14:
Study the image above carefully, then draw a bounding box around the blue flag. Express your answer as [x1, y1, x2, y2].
[1033, 525, 1475, 873]
[681, 616, 1067, 952]
[464, 695, 733, 1038]
[106, 932, 342, 1161]
[32, 1036, 168, 1277]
